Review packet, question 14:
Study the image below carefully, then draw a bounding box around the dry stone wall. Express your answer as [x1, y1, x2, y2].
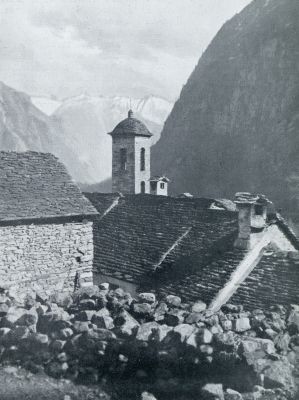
[0, 285, 298, 400]
[0, 220, 93, 294]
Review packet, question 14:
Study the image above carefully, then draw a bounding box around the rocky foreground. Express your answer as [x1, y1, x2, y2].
[0, 285, 299, 400]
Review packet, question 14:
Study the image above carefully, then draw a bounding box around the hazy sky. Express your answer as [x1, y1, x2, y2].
[0, 0, 251, 101]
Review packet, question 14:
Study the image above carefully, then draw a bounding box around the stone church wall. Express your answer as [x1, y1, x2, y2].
[112, 135, 136, 193]
[111, 135, 151, 194]
[0, 220, 94, 294]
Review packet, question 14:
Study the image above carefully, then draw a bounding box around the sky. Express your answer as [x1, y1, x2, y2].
[0, 0, 251, 101]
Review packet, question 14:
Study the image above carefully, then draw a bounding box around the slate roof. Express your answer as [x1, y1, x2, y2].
[230, 253, 299, 310]
[275, 213, 299, 250]
[85, 192, 299, 307]
[150, 176, 170, 183]
[153, 246, 246, 304]
[108, 111, 152, 137]
[85, 193, 239, 289]
[0, 151, 98, 222]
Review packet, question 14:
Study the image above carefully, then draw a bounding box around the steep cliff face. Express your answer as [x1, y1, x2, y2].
[152, 0, 299, 212]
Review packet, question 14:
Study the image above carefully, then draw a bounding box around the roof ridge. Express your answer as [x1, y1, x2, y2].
[0, 150, 57, 157]
[153, 227, 192, 271]
[99, 195, 121, 220]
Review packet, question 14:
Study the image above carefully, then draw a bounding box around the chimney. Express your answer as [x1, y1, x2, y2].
[234, 192, 270, 250]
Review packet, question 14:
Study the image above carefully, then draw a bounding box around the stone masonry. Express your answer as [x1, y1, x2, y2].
[112, 135, 136, 194]
[0, 220, 93, 294]
[111, 135, 151, 194]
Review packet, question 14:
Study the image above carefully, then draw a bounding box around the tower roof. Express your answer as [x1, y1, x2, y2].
[108, 110, 152, 137]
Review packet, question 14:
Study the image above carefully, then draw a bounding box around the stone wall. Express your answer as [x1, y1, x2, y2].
[112, 135, 136, 194]
[0, 286, 297, 399]
[0, 220, 93, 294]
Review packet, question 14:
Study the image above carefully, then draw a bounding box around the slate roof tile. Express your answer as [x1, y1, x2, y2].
[0, 151, 97, 222]
[230, 253, 299, 309]
[108, 115, 152, 137]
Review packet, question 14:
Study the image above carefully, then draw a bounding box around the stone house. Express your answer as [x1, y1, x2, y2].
[85, 188, 299, 309]
[85, 191, 299, 310]
[0, 151, 98, 295]
[85, 111, 299, 309]
[150, 176, 170, 196]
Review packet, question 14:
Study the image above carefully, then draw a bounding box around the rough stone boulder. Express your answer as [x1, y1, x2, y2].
[191, 300, 207, 313]
[239, 337, 276, 360]
[222, 304, 243, 314]
[136, 322, 160, 341]
[46, 360, 68, 378]
[201, 383, 224, 400]
[141, 392, 157, 400]
[173, 324, 195, 343]
[0, 303, 9, 315]
[221, 319, 233, 331]
[72, 285, 100, 301]
[0, 306, 38, 328]
[72, 321, 91, 333]
[0, 294, 11, 306]
[287, 310, 299, 334]
[274, 333, 290, 354]
[233, 317, 251, 333]
[85, 328, 116, 341]
[76, 310, 96, 321]
[79, 299, 97, 310]
[132, 303, 152, 317]
[7, 326, 31, 343]
[138, 293, 156, 304]
[114, 310, 140, 336]
[152, 324, 173, 342]
[49, 292, 73, 308]
[153, 302, 168, 321]
[185, 312, 203, 324]
[92, 315, 114, 330]
[37, 309, 70, 333]
[225, 388, 243, 400]
[164, 309, 186, 326]
[214, 332, 240, 353]
[165, 295, 181, 308]
[252, 357, 295, 394]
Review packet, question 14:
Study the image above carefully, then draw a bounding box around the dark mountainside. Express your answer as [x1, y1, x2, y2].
[152, 0, 299, 215]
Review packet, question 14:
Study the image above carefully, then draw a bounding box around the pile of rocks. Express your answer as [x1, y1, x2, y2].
[0, 285, 298, 400]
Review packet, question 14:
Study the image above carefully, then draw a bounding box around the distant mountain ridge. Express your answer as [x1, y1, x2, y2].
[0, 81, 83, 180]
[152, 0, 299, 214]
[0, 82, 173, 184]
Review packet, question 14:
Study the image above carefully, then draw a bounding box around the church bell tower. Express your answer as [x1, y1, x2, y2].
[108, 110, 152, 194]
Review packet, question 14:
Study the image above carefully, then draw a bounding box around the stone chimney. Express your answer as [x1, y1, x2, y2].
[234, 192, 271, 250]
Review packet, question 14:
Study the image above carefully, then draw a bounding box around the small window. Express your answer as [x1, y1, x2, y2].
[141, 181, 145, 194]
[160, 182, 165, 189]
[120, 148, 127, 171]
[254, 204, 264, 216]
[140, 148, 145, 171]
